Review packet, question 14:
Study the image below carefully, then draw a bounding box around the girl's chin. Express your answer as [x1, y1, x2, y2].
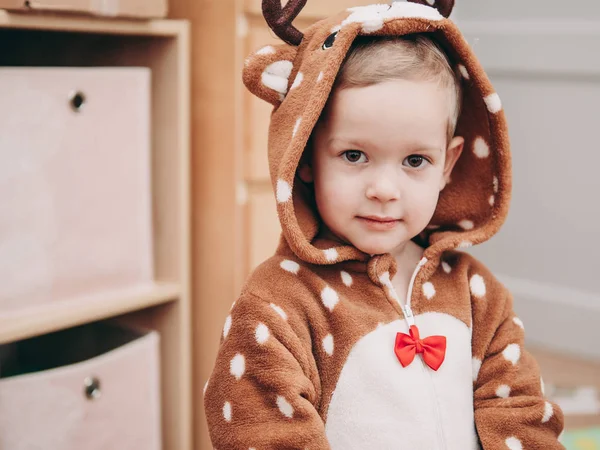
[351, 239, 405, 256]
[324, 227, 415, 255]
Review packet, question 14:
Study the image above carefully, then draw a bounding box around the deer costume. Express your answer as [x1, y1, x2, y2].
[204, 1, 565, 448]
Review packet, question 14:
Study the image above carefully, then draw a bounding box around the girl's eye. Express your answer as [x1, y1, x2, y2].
[343, 150, 366, 163]
[404, 155, 428, 168]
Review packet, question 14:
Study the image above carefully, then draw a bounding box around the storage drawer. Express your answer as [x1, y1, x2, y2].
[0, 67, 153, 312]
[0, 322, 161, 450]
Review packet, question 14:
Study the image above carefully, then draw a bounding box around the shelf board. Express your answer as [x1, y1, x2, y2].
[0, 282, 180, 345]
[0, 9, 186, 36]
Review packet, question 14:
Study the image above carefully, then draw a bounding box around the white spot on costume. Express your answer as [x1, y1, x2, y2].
[472, 357, 482, 382]
[255, 323, 270, 344]
[341, 271, 353, 287]
[503, 344, 521, 365]
[280, 259, 300, 274]
[442, 261, 452, 274]
[324, 248, 338, 261]
[230, 354, 245, 380]
[323, 334, 334, 356]
[513, 317, 524, 330]
[223, 315, 232, 339]
[292, 117, 302, 138]
[473, 137, 490, 158]
[505, 437, 523, 450]
[277, 396, 294, 418]
[496, 384, 511, 398]
[542, 401, 554, 423]
[290, 72, 303, 90]
[223, 402, 232, 422]
[256, 45, 275, 55]
[459, 220, 475, 230]
[484, 93, 502, 113]
[270, 303, 288, 321]
[470, 274, 486, 298]
[276, 179, 292, 203]
[321, 286, 340, 312]
[423, 282, 436, 299]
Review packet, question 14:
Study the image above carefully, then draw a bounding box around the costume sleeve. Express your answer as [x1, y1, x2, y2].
[203, 292, 331, 450]
[470, 263, 565, 449]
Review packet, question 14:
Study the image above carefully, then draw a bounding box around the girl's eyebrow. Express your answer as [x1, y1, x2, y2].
[329, 138, 443, 154]
[416, 147, 444, 154]
[327, 137, 370, 148]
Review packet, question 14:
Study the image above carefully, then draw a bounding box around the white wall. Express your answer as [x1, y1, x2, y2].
[455, 0, 600, 20]
[452, 1, 600, 359]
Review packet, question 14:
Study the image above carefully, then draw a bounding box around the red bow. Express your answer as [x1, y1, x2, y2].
[395, 325, 446, 371]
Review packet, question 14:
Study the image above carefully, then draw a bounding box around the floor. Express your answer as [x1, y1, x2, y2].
[530, 346, 600, 430]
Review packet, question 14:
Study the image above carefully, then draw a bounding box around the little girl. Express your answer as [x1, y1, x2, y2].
[204, 1, 565, 448]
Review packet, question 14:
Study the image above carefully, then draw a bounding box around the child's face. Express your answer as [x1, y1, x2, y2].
[299, 79, 464, 256]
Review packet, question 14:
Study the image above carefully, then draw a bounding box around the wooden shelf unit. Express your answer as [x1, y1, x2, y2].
[0, 11, 192, 450]
[0, 282, 181, 345]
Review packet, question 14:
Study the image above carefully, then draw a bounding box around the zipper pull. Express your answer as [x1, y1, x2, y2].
[403, 304, 415, 326]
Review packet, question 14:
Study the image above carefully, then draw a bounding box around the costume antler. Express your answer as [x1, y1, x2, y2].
[262, 0, 307, 46]
[406, 0, 454, 18]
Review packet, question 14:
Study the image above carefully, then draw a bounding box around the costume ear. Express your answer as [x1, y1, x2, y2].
[243, 44, 299, 107]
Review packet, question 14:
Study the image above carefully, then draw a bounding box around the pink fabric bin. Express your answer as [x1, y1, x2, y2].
[0, 322, 162, 450]
[0, 67, 154, 313]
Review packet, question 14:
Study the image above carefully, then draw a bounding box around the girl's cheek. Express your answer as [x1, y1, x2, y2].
[328, 171, 355, 187]
[318, 178, 345, 199]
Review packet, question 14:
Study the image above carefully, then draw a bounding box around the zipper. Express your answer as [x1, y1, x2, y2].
[397, 256, 427, 326]
[385, 256, 426, 329]
[420, 358, 447, 450]
[387, 256, 447, 450]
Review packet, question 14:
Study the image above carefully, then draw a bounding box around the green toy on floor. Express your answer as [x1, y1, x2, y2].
[561, 427, 600, 450]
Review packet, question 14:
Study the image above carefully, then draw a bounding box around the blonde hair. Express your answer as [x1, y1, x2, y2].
[334, 34, 462, 142]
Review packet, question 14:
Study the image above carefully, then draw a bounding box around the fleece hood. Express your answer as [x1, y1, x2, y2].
[242, 0, 511, 273]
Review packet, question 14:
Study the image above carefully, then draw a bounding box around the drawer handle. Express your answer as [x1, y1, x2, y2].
[69, 91, 86, 112]
[84, 376, 101, 400]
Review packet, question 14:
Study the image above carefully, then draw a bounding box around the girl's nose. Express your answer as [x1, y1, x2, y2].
[365, 169, 401, 203]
